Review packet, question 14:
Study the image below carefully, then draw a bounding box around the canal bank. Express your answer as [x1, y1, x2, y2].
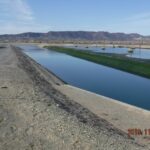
[0, 44, 149, 149]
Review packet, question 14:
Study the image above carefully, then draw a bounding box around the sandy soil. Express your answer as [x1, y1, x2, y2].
[0, 45, 148, 149]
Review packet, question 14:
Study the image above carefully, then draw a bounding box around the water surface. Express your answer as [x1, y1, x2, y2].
[65, 45, 150, 59]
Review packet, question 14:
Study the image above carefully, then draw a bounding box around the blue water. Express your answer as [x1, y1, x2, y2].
[65, 45, 150, 59]
[20, 45, 150, 110]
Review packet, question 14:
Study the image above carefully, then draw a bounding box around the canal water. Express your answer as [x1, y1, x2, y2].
[20, 45, 150, 110]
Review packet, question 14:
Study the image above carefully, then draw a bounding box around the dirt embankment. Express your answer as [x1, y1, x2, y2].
[0, 44, 148, 149]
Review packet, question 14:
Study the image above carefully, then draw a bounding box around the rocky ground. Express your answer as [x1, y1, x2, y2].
[0, 45, 148, 149]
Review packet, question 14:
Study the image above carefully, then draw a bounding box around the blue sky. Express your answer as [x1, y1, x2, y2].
[0, 0, 150, 35]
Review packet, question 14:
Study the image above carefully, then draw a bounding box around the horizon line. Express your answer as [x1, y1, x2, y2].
[0, 30, 147, 36]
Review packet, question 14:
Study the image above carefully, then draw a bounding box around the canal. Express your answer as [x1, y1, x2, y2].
[20, 45, 150, 110]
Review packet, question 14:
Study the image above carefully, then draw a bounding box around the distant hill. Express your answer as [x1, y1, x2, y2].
[0, 31, 146, 41]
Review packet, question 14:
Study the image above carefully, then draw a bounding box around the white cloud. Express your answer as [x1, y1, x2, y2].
[0, 0, 34, 22]
[12, 0, 34, 21]
[120, 12, 150, 35]
[101, 12, 150, 35]
[0, 0, 50, 34]
[125, 12, 150, 22]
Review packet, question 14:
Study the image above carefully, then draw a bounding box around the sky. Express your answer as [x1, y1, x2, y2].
[0, 0, 150, 35]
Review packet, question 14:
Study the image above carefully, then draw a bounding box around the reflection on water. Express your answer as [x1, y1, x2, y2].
[20, 45, 150, 110]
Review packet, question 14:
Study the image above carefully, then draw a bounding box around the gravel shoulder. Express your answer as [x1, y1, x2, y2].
[0, 44, 148, 149]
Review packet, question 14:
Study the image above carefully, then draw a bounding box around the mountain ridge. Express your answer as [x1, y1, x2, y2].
[0, 31, 147, 41]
